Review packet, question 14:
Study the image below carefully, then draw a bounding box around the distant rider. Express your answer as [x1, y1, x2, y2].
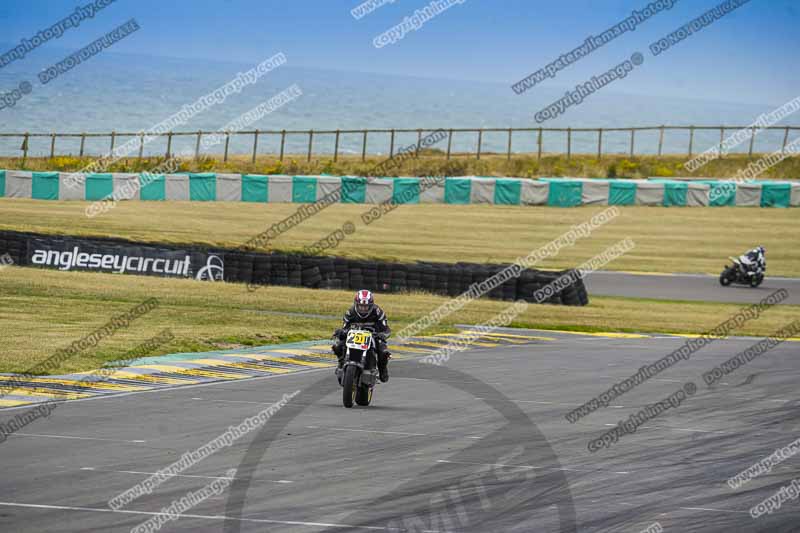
[332, 290, 391, 383]
[738, 245, 766, 278]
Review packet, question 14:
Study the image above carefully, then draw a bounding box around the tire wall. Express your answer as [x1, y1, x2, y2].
[0, 230, 588, 306]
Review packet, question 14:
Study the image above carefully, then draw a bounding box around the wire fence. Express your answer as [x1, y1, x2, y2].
[1, 125, 799, 163]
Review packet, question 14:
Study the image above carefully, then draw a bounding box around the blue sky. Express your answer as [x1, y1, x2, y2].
[1, 0, 798, 106]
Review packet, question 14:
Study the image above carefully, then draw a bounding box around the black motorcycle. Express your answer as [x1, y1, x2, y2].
[719, 257, 763, 288]
[335, 327, 380, 408]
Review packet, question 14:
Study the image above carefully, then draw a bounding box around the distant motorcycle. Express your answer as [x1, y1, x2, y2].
[719, 256, 763, 288]
[336, 327, 380, 408]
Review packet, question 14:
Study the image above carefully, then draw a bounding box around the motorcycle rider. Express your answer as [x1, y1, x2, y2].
[332, 290, 391, 383]
[738, 245, 766, 278]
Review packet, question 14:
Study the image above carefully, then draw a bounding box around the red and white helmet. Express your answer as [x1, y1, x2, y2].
[354, 289, 374, 317]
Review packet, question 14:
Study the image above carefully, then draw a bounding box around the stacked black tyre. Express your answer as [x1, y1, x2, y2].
[0, 230, 589, 306]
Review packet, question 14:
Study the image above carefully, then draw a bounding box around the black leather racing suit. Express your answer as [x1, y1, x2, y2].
[738, 248, 766, 277]
[332, 305, 391, 377]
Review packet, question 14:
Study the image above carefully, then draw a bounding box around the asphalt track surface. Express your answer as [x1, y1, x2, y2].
[1, 328, 799, 532]
[586, 271, 800, 305]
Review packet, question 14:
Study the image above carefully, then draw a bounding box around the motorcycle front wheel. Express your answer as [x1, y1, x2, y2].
[719, 270, 733, 286]
[342, 365, 357, 408]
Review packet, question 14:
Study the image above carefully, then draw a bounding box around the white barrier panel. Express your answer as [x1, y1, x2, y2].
[6, 171, 32, 198]
[520, 180, 548, 205]
[317, 176, 343, 203]
[581, 180, 609, 205]
[165, 174, 190, 201]
[266, 175, 293, 203]
[735, 183, 761, 207]
[58, 173, 85, 201]
[112, 173, 140, 201]
[686, 183, 710, 207]
[791, 183, 800, 207]
[365, 178, 393, 204]
[469, 177, 496, 205]
[216, 173, 241, 202]
[634, 181, 664, 206]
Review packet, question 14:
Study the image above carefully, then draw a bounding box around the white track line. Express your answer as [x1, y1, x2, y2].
[191, 397, 289, 405]
[678, 506, 750, 514]
[435, 459, 630, 475]
[475, 397, 626, 409]
[78, 467, 293, 484]
[601, 423, 716, 434]
[306, 426, 427, 437]
[9, 432, 146, 443]
[0, 501, 414, 531]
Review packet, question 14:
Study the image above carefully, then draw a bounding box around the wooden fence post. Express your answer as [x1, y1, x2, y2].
[658, 126, 664, 156]
[110, 131, 116, 154]
[782, 126, 789, 154]
[566, 128, 572, 160]
[21, 132, 29, 166]
[361, 131, 368, 161]
[597, 128, 603, 159]
[506, 128, 512, 160]
[252, 129, 259, 164]
[195, 131, 202, 161]
[537, 128, 543, 160]
[629, 129, 635, 157]
[79, 133, 86, 158]
[279, 130, 286, 161]
[139, 132, 145, 161]
[718, 127, 724, 159]
[446, 129, 453, 160]
[747, 126, 755, 158]
[416, 129, 422, 158]
[166, 132, 172, 159]
[333, 129, 340, 162]
[688, 126, 694, 156]
[307, 129, 314, 162]
[476, 129, 483, 159]
[389, 129, 395, 159]
[224, 132, 230, 162]
[50, 133, 56, 159]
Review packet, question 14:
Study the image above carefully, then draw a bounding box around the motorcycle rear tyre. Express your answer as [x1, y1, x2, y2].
[355, 384, 373, 406]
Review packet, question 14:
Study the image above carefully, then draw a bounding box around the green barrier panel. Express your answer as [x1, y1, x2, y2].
[242, 174, 268, 202]
[32, 172, 59, 200]
[341, 176, 366, 203]
[708, 182, 736, 206]
[0, 170, 5, 197]
[85, 173, 114, 201]
[662, 182, 687, 206]
[494, 179, 521, 205]
[392, 178, 420, 204]
[608, 180, 636, 205]
[292, 176, 317, 203]
[189, 173, 216, 201]
[444, 178, 471, 204]
[760, 183, 791, 208]
[547, 180, 582, 207]
[139, 174, 165, 201]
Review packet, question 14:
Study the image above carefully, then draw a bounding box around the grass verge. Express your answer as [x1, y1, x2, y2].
[0, 266, 797, 374]
[1, 199, 799, 276]
[4, 152, 800, 180]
